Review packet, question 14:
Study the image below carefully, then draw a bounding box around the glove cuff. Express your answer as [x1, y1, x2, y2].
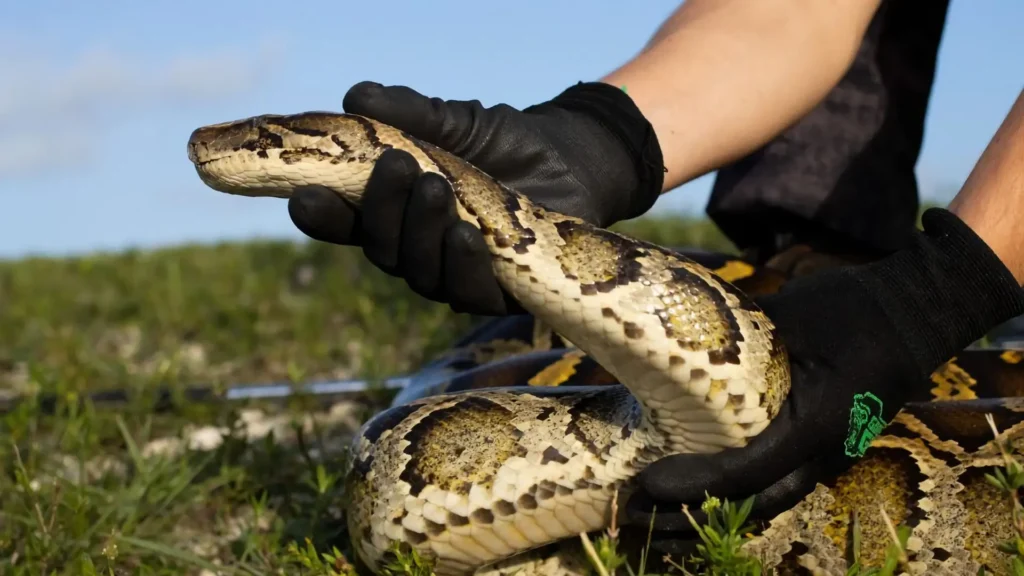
[857, 207, 1024, 381]
[542, 81, 666, 221]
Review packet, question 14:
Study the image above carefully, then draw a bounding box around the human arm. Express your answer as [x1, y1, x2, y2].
[288, 0, 885, 314]
[949, 88, 1024, 283]
[602, 0, 883, 190]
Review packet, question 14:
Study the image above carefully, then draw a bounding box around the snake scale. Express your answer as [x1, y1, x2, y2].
[187, 112, 792, 574]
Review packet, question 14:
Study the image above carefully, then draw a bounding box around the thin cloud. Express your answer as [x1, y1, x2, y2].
[0, 131, 91, 178]
[0, 41, 282, 178]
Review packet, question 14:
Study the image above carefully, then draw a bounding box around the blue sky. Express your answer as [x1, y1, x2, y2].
[1, 0, 1021, 258]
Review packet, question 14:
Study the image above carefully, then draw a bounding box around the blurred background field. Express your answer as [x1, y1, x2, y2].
[0, 214, 736, 575]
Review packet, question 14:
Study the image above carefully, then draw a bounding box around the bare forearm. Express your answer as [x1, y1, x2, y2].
[602, 0, 881, 191]
[948, 89, 1024, 284]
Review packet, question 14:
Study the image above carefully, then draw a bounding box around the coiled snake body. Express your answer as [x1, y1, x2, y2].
[188, 111, 791, 574]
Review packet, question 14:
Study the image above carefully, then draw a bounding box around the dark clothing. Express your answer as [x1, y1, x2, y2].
[706, 0, 952, 259]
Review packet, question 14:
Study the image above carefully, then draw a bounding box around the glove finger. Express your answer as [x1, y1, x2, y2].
[400, 172, 459, 299]
[288, 186, 360, 246]
[360, 148, 421, 275]
[622, 488, 708, 533]
[631, 459, 824, 558]
[638, 399, 803, 504]
[747, 456, 827, 520]
[343, 81, 475, 154]
[442, 221, 509, 316]
[626, 457, 820, 533]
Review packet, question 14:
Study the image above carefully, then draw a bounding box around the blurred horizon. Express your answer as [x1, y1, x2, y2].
[1, 0, 1021, 259]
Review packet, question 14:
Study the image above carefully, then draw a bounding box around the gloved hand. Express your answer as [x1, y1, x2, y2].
[288, 80, 665, 315]
[623, 208, 1024, 555]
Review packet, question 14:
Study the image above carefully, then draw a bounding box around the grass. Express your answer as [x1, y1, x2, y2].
[0, 214, 735, 575]
[4, 208, 999, 575]
[0, 236, 459, 575]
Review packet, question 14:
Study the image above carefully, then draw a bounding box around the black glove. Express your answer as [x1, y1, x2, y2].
[623, 208, 1024, 554]
[288, 81, 665, 315]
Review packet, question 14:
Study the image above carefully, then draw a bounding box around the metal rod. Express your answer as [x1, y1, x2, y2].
[0, 374, 415, 416]
[3, 338, 1022, 417]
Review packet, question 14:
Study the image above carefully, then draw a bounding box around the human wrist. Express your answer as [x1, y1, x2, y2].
[855, 208, 1024, 381]
[528, 81, 666, 224]
[947, 91, 1024, 284]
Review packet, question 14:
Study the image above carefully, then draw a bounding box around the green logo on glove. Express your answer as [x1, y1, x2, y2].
[844, 391, 886, 458]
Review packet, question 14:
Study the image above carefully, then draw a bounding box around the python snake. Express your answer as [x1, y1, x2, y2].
[188, 112, 791, 574]
[405, 255, 1024, 576]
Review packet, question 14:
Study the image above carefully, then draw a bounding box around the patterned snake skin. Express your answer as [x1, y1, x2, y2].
[187, 112, 792, 574]
[405, 252, 1024, 575]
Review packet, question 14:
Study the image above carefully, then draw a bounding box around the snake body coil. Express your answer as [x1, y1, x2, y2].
[188, 112, 791, 574]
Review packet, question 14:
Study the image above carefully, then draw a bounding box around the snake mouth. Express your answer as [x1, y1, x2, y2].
[189, 150, 235, 169]
[187, 145, 235, 180]
[187, 135, 220, 168]
[187, 131, 296, 199]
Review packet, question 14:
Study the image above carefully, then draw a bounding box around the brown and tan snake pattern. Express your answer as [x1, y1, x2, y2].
[187, 111, 1024, 575]
[407, 255, 1024, 575]
[187, 111, 791, 574]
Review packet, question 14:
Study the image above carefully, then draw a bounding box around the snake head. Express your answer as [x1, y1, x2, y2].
[187, 112, 382, 203]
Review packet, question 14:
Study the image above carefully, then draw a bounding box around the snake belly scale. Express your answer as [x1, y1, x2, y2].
[187, 111, 791, 574]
